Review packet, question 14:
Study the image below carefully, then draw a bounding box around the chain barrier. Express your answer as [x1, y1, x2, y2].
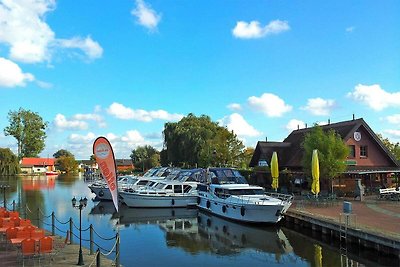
[99, 235, 119, 257]
[92, 226, 118, 241]
[54, 216, 70, 225]
[88, 250, 100, 267]
[92, 240, 115, 254]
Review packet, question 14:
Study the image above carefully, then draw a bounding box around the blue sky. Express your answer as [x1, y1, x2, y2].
[0, 0, 399, 159]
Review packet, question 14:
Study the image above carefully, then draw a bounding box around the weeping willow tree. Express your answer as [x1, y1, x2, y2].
[0, 148, 20, 176]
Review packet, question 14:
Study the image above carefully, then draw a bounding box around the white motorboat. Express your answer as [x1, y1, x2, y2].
[88, 167, 175, 200]
[197, 168, 293, 224]
[119, 169, 205, 208]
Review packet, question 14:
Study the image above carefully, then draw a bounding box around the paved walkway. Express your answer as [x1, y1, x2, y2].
[0, 235, 115, 266]
[289, 196, 400, 241]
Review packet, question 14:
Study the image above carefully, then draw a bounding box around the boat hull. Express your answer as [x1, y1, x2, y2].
[197, 195, 292, 224]
[119, 192, 198, 208]
[89, 185, 113, 200]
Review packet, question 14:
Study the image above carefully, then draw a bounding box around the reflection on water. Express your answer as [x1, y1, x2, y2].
[1, 175, 398, 266]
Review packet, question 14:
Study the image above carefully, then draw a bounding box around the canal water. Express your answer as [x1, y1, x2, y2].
[1, 174, 398, 266]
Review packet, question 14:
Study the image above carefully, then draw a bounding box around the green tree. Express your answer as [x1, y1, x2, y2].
[57, 155, 78, 173]
[4, 108, 48, 158]
[0, 148, 20, 175]
[53, 149, 73, 158]
[130, 145, 160, 171]
[377, 134, 400, 160]
[163, 113, 245, 168]
[302, 125, 349, 192]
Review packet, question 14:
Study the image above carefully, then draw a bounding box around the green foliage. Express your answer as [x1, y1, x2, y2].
[163, 113, 245, 168]
[53, 149, 74, 158]
[301, 125, 349, 179]
[130, 145, 160, 171]
[57, 155, 78, 173]
[4, 108, 48, 158]
[377, 133, 400, 160]
[0, 148, 19, 175]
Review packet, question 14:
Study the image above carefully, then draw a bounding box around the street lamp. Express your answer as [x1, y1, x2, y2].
[71, 196, 88, 266]
[0, 184, 10, 208]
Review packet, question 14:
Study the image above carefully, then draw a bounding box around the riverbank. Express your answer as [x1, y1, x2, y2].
[285, 196, 400, 257]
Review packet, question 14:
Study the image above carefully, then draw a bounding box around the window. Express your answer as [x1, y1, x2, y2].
[348, 145, 355, 158]
[174, 185, 183, 193]
[360, 145, 368, 157]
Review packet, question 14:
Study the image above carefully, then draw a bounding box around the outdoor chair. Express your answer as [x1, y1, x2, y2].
[30, 229, 45, 240]
[16, 230, 31, 240]
[38, 236, 53, 265]
[23, 225, 36, 233]
[8, 211, 19, 218]
[19, 219, 31, 227]
[10, 216, 20, 227]
[0, 210, 9, 218]
[19, 238, 37, 266]
[5, 226, 18, 240]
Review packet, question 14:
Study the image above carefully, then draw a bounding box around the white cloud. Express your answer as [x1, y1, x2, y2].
[346, 26, 355, 32]
[0, 57, 34, 87]
[219, 113, 261, 138]
[0, 0, 102, 63]
[57, 36, 103, 60]
[383, 114, 400, 124]
[107, 102, 183, 122]
[286, 119, 306, 132]
[227, 103, 242, 111]
[73, 113, 106, 128]
[131, 0, 161, 31]
[54, 114, 88, 130]
[248, 93, 292, 117]
[301, 97, 335, 116]
[121, 130, 145, 144]
[347, 84, 400, 111]
[68, 132, 96, 144]
[383, 129, 400, 139]
[36, 80, 53, 89]
[232, 20, 290, 39]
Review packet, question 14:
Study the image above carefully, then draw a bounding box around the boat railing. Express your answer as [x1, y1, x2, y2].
[265, 192, 293, 202]
[233, 192, 293, 205]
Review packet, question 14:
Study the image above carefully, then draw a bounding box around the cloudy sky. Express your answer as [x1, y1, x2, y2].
[0, 0, 399, 159]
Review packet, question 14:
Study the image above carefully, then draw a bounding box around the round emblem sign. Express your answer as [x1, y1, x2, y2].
[95, 143, 110, 159]
[354, 131, 361, 142]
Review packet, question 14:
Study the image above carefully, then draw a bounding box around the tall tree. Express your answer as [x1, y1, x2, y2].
[130, 145, 160, 171]
[57, 155, 78, 173]
[163, 113, 245, 168]
[53, 149, 73, 158]
[377, 134, 400, 160]
[302, 125, 349, 191]
[4, 108, 48, 158]
[0, 148, 19, 175]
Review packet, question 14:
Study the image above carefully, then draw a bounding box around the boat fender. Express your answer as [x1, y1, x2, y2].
[240, 206, 245, 216]
[222, 205, 227, 213]
[206, 200, 211, 209]
[172, 199, 175, 206]
[99, 190, 104, 197]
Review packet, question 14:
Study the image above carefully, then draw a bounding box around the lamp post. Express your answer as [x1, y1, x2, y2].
[0, 184, 10, 208]
[71, 196, 88, 266]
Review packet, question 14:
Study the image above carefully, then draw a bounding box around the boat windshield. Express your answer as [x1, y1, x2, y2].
[211, 169, 248, 184]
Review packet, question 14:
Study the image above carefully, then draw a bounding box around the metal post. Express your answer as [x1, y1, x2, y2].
[37, 207, 40, 226]
[78, 207, 84, 266]
[12, 200, 15, 211]
[115, 233, 120, 267]
[69, 217, 73, 244]
[3, 187, 6, 208]
[90, 224, 94, 255]
[51, 212, 55, 236]
[96, 248, 101, 267]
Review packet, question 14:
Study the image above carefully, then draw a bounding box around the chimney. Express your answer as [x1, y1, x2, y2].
[353, 114, 355, 120]
[328, 119, 330, 125]
[265, 137, 268, 142]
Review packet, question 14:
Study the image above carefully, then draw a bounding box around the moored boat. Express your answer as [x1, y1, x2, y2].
[197, 168, 293, 224]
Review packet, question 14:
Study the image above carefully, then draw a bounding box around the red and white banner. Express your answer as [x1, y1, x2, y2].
[93, 137, 119, 212]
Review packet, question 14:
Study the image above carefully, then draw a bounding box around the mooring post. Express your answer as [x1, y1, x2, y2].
[37, 207, 40, 226]
[90, 224, 94, 255]
[12, 200, 15, 211]
[69, 217, 73, 244]
[51, 212, 55, 236]
[115, 233, 120, 267]
[96, 248, 101, 267]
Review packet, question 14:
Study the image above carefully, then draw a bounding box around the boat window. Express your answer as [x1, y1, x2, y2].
[165, 185, 172, 190]
[183, 185, 192, 193]
[228, 189, 264, 195]
[155, 183, 166, 189]
[138, 180, 149, 186]
[174, 185, 183, 193]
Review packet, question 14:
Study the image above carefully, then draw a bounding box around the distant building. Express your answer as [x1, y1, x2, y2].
[115, 159, 134, 173]
[249, 117, 400, 193]
[20, 158, 56, 174]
